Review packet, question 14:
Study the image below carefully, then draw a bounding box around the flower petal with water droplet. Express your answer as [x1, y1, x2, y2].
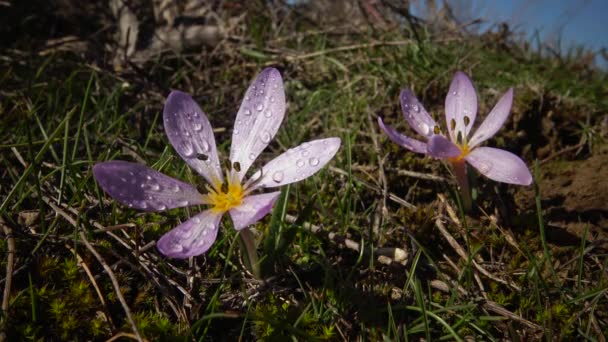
[378, 117, 427, 154]
[468, 88, 513, 148]
[400, 90, 437, 138]
[251, 137, 341, 189]
[230, 68, 286, 180]
[156, 210, 222, 258]
[93, 161, 205, 211]
[445, 71, 478, 142]
[164, 91, 222, 185]
[229, 192, 280, 230]
[465, 147, 532, 185]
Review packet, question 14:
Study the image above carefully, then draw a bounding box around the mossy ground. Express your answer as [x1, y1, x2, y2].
[1, 1, 607, 340]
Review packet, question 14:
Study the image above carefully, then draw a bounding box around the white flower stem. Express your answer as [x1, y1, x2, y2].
[238, 228, 261, 279]
[452, 161, 472, 212]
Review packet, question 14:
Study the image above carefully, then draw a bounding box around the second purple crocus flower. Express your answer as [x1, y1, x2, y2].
[378, 71, 532, 209]
[93, 68, 341, 262]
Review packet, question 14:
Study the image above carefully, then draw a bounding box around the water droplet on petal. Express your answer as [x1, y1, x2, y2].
[420, 123, 430, 135]
[244, 108, 252, 116]
[193, 216, 201, 224]
[270, 96, 275, 103]
[157, 204, 167, 210]
[177, 200, 189, 207]
[477, 160, 492, 174]
[309, 157, 320, 166]
[301, 150, 310, 157]
[182, 142, 195, 157]
[264, 110, 272, 118]
[272, 171, 284, 183]
[201, 139, 210, 152]
[234, 128, 239, 135]
[249, 153, 256, 160]
[413, 104, 420, 112]
[146, 175, 152, 180]
[452, 90, 458, 96]
[260, 131, 271, 143]
[150, 183, 160, 191]
[296, 159, 305, 167]
[193, 122, 202, 131]
[172, 185, 180, 192]
[256, 103, 264, 111]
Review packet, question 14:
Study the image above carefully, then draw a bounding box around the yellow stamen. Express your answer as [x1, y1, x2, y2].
[206, 171, 244, 213]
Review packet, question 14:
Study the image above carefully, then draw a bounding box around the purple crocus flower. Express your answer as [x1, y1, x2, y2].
[378, 71, 532, 189]
[93, 68, 341, 259]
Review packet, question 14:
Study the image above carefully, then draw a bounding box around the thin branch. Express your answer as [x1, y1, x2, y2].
[79, 230, 143, 342]
[1, 218, 15, 323]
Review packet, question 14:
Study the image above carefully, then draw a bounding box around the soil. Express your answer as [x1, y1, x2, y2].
[516, 146, 608, 247]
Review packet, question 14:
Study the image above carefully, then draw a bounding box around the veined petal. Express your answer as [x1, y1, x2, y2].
[230, 68, 286, 180]
[378, 117, 427, 154]
[156, 210, 222, 258]
[445, 71, 477, 141]
[465, 147, 532, 185]
[468, 88, 513, 148]
[93, 160, 205, 211]
[163, 91, 222, 186]
[229, 192, 280, 230]
[427, 134, 461, 159]
[250, 137, 341, 189]
[400, 89, 437, 137]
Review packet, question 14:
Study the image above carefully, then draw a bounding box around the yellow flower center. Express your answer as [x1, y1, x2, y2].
[448, 143, 470, 163]
[206, 172, 244, 213]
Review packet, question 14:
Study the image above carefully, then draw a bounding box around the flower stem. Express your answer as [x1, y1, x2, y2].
[452, 161, 472, 212]
[238, 228, 261, 279]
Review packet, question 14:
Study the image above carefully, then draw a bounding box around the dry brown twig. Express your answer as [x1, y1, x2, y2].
[1, 217, 15, 339]
[77, 232, 143, 341]
[43, 198, 142, 341]
[329, 166, 415, 209]
[64, 244, 116, 330]
[367, 112, 389, 236]
[435, 216, 521, 291]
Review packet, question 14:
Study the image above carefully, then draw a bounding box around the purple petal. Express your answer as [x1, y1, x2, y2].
[468, 88, 513, 148]
[465, 147, 532, 185]
[229, 192, 280, 230]
[93, 161, 205, 211]
[445, 71, 477, 141]
[250, 137, 341, 189]
[156, 210, 222, 258]
[378, 117, 427, 154]
[400, 89, 437, 137]
[427, 134, 461, 159]
[163, 91, 222, 186]
[230, 68, 286, 180]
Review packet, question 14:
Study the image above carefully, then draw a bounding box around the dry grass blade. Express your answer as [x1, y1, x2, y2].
[78, 231, 143, 342]
[1, 218, 15, 337]
[435, 217, 521, 291]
